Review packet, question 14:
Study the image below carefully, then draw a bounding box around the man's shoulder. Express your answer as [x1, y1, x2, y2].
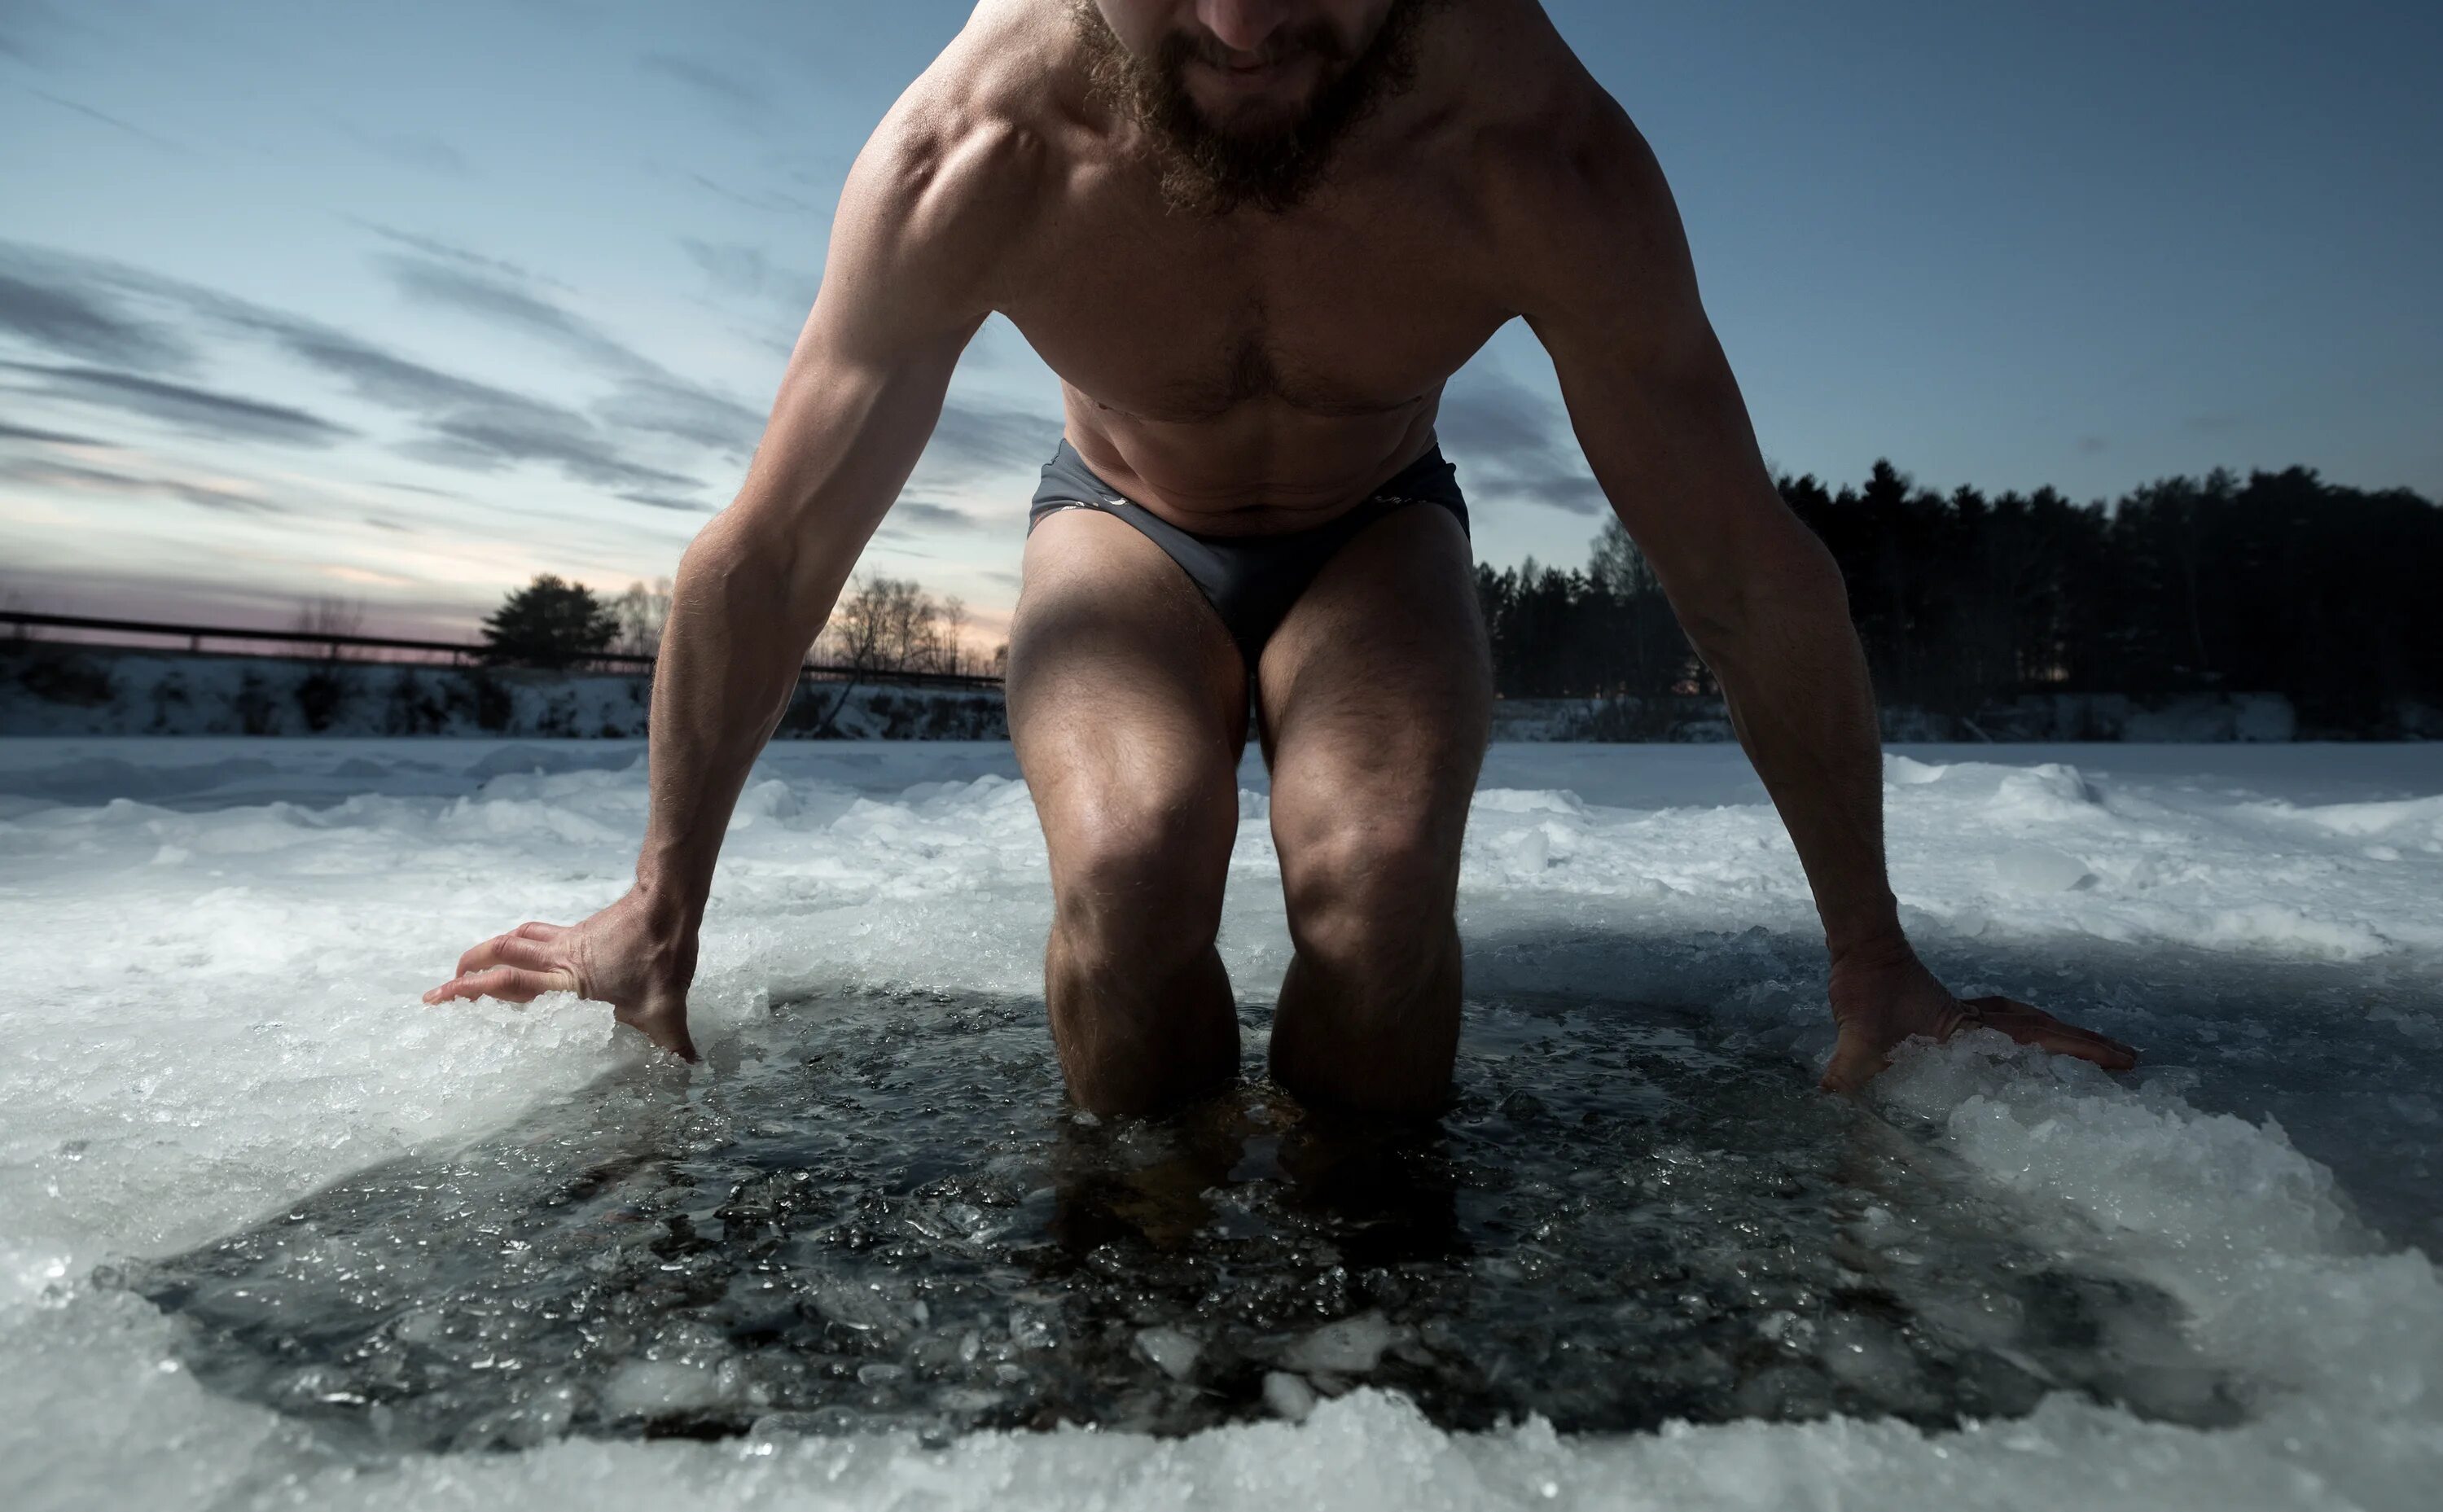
[1426, 5, 1652, 211]
[1418, 5, 1681, 318]
[844, 2, 1086, 273]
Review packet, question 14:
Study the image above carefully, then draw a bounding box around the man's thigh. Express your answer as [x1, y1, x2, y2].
[1257, 503, 1491, 881]
[1007, 507, 1250, 876]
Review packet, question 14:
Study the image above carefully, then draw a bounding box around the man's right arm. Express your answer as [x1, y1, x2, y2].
[423, 92, 1037, 1056]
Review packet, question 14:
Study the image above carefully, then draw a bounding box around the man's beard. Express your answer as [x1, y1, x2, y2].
[1074, 0, 1441, 216]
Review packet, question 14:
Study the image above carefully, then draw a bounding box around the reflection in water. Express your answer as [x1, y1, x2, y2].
[116, 988, 2246, 1454]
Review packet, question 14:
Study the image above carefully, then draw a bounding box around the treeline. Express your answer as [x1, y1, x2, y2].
[1477, 462, 2443, 730]
[472, 573, 1000, 678]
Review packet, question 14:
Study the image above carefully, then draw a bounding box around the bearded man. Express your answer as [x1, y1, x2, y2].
[426, 0, 2137, 1114]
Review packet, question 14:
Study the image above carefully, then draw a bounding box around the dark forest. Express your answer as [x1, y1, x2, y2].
[1476, 462, 2443, 734]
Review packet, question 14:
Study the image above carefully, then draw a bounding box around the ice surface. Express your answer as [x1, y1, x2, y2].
[1, 738, 2440, 1510]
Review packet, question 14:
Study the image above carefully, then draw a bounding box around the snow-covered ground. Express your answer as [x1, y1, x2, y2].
[0, 647, 1008, 739]
[1, 738, 2438, 1510]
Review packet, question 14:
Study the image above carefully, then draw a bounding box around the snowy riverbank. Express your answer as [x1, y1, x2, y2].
[1, 645, 1007, 739]
[2, 738, 2438, 1510]
[12, 644, 2431, 743]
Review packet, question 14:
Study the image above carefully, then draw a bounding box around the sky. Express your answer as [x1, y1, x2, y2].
[2, 0, 2438, 645]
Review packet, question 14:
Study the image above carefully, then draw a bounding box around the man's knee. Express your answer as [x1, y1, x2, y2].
[1277, 800, 1462, 980]
[1048, 783, 1236, 964]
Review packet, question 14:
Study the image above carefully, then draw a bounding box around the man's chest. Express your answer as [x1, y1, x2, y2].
[996, 178, 1513, 425]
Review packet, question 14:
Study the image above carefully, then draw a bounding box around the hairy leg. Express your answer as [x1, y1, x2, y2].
[1007, 507, 1252, 1115]
[1257, 504, 1490, 1116]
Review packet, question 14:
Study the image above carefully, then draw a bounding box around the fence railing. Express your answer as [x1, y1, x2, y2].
[0, 610, 1005, 690]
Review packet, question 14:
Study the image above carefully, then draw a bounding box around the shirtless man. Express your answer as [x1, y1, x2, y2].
[424, 0, 2138, 1115]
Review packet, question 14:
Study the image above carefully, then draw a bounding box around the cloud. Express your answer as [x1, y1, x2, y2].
[0, 237, 735, 497]
[401, 407, 700, 492]
[335, 128, 471, 177]
[381, 255, 648, 374]
[0, 2, 72, 65]
[683, 170, 819, 217]
[0, 359, 356, 447]
[1433, 370, 1606, 515]
[890, 499, 987, 531]
[21, 86, 188, 154]
[923, 402, 1060, 480]
[379, 251, 766, 456]
[0, 454, 288, 514]
[616, 490, 715, 513]
[681, 238, 819, 309]
[0, 419, 104, 445]
[0, 254, 194, 370]
[594, 375, 764, 458]
[638, 51, 775, 125]
[208, 300, 707, 491]
[350, 221, 550, 284]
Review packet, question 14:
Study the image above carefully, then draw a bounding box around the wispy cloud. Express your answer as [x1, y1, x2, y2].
[890, 498, 987, 531]
[0, 454, 289, 514]
[0, 1, 72, 65]
[0, 359, 356, 446]
[1434, 370, 1606, 515]
[376, 248, 767, 458]
[682, 170, 819, 217]
[0, 418, 104, 445]
[0, 252, 194, 370]
[350, 221, 551, 284]
[616, 489, 715, 513]
[638, 51, 775, 127]
[20, 85, 190, 154]
[594, 375, 764, 458]
[923, 402, 1060, 480]
[381, 254, 648, 375]
[0, 238, 737, 497]
[334, 125, 471, 177]
[681, 237, 819, 310]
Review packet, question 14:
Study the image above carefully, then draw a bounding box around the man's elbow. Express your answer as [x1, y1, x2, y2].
[1673, 525, 1849, 655]
[675, 515, 806, 632]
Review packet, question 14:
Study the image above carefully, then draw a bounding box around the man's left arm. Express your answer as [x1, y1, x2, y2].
[1498, 96, 2135, 1089]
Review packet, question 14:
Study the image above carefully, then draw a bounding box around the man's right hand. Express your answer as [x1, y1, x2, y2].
[423, 888, 700, 1059]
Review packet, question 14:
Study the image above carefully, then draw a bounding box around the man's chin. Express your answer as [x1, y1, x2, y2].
[1182, 63, 1330, 135]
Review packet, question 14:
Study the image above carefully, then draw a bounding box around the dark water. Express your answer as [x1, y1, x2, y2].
[119, 988, 2247, 1454]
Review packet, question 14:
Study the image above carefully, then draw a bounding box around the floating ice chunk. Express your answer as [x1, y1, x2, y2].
[1992, 841, 2098, 892]
[1134, 1326, 1201, 1381]
[1283, 1311, 1403, 1375]
[1261, 1370, 1316, 1422]
[1884, 754, 1950, 785]
[599, 1357, 736, 1416]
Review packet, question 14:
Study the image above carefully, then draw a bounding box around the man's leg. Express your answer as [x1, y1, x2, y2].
[1008, 507, 1252, 1115]
[1257, 504, 1491, 1115]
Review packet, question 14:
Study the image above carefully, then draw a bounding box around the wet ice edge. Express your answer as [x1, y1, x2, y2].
[0, 738, 2438, 1510]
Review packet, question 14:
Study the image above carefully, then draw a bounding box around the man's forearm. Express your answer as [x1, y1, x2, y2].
[630, 514, 838, 927]
[1683, 542, 1906, 961]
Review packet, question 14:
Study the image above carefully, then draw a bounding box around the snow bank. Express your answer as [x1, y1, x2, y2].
[0, 738, 2437, 1510]
[1486, 693, 2330, 743]
[0, 646, 1006, 740]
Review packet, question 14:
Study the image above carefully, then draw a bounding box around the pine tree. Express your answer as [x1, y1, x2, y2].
[480, 575, 619, 669]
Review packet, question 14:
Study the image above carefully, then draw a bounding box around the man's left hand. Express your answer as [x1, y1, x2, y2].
[1820, 943, 2139, 1092]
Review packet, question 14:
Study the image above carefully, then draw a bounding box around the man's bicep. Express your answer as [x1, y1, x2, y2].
[725, 108, 1015, 562]
[1537, 309, 1792, 602]
[1509, 111, 1809, 608]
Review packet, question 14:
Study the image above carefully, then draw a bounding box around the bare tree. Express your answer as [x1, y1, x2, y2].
[612, 577, 673, 659]
[805, 573, 901, 735]
[288, 596, 366, 660]
[0, 584, 37, 648]
[940, 595, 969, 676]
